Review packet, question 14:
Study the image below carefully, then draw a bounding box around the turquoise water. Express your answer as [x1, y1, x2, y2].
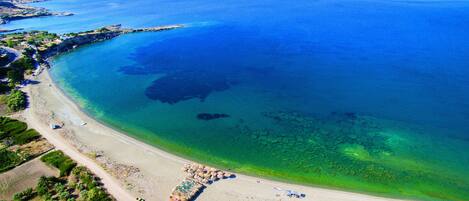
[4, 0, 469, 200]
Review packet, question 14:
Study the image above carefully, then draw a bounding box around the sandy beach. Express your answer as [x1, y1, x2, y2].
[18, 68, 408, 201]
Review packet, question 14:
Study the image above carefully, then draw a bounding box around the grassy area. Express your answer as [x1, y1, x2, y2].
[0, 117, 40, 145]
[12, 129, 40, 145]
[6, 90, 27, 112]
[41, 150, 77, 177]
[0, 116, 27, 139]
[0, 117, 45, 174]
[0, 148, 22, 173]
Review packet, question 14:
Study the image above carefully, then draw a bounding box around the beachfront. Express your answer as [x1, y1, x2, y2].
[17, 66, 407, 200]
[0, 21, 408, 200]
[3, 0, 469, 200]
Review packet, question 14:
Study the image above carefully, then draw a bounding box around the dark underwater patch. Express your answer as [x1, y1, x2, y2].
[197, 113, 230, 120]
[144, 71, 230, 104]
[118, 65, 161, 75]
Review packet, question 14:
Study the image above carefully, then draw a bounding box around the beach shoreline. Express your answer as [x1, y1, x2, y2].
[17, 65, 409, 201]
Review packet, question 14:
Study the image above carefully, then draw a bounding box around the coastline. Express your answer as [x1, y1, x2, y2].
[18, 66, 409, 200]
[0, 0, 72, 26]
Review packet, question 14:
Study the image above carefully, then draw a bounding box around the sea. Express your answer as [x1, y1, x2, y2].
[2, 0, 469, 200]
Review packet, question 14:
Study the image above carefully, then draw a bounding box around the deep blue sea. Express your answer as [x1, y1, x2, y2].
[3, 0, 469, 200]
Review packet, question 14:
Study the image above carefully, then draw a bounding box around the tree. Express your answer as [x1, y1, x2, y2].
[12, 188, 35, 201]
[36, 176, 49, 196]
[0, 54, 9, 66]
[10, 57, 35, 70]
[7, 69, 24, 84]
[0, 82, 11, 94]
[6, 40, 16, 48]
[6, 90, 27, 112]
[86, 187, 111, 201]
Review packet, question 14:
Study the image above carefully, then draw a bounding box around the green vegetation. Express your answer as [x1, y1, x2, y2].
[0, 117, 45, 173]
[97, 27, 110, 33]
[12, 129, 40, 145]
[0, 82, 11, 94]
[34, 166, 114, 201]
[0, 116, 27, 140]
[6, 90, 27, 112]
[10, 56, 35, 71]
[35, 176, 68, 200]
[41, 150, 77, 176]
[6, 69, 24, 85]
[12, 188, 35, 201]
[0, 148, 22, 173]
[72, 167, 113, 201]
[6, 56, 35, 85]
[5, 39, 18, 48]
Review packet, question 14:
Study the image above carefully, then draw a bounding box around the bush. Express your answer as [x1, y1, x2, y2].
[86, 187, 112, 201]
[12, 129, 40, 145]
[41, 150, 77, 176]
[36, 176, 63, 197]
[10, 57, 35, 71]
[36, 176, 49, 196]
[0, 117, 27, 140]
[7, 69, 24, 84]
[0, 148, 21, 173]
[6, 90, 27, 112]
[12, 188, 35, 201]
[0, 82, 11, 94]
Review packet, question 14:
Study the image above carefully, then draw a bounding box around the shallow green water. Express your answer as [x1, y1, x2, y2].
[27, 0, 469, 200]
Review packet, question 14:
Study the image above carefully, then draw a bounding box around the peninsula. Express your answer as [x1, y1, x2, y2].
[0, 0, 72, 28]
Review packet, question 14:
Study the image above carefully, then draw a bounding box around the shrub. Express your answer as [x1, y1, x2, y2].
[41, 150, 77, 176]
[86, 187, 112, 201]
[6, 90, 27, 112]
[0, 82, 11, 94]
[0, 148, 21, 173]
[54, 182, 65, 193]
[36, 176, 49, 196]
[59, 191, 71, 200]
[12, 188, 35, 201]
[36, 176, 63, 197]
[0, 67, 10, 78]
[5, 39, 17, 48]
[10, 57, 35, 71]
[12, 129, 40, 145]
[7, 69, 24, 85]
